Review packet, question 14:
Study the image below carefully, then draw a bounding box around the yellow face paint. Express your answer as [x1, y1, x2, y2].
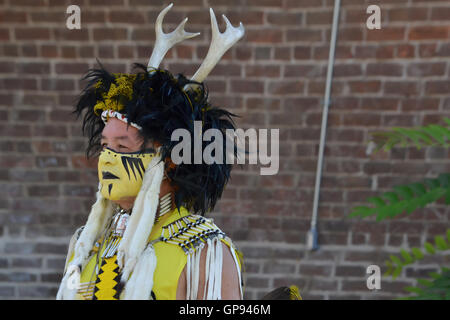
[98, 147, 156, 201]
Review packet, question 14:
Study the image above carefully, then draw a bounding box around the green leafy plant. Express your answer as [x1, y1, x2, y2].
[348, 118, 450, 300]
[370, 118, 450, 152]
[385, 231, 450, 279]
[401, 267, 450, 300]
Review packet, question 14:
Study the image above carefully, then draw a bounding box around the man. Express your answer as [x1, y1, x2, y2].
[57, 4, 244, 300]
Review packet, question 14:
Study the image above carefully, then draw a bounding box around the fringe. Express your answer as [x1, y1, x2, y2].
[121, 244, 158, 300]
[186, 237, 226, 300]
[228, 244, 243, 299]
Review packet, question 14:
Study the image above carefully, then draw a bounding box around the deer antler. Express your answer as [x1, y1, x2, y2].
[147, 3, 200, 71]
[189, 8, 244, 84]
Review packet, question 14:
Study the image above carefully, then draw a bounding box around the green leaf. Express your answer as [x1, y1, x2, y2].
[424, 242, 436, 254]
[404, 286, 423, 294]
[408, 183, 427, 196]
[434, 236, 448, 250]
[348, 206, 377, 219]
[438, 173, 450, 188]
[417, 279, 433, 287]
[400, 250, 414, 264]
[395, 128, 424, 149]
[390, 255, 403, 266]
[393, 186, 415, 200]
[445, 188, 450, 204]
[447, 229, 450, 242]
[392, 265, 402, 279]
[423, 178, 440, 189]
[367, 196, 385, 207]
[428, 272, 441, 280]
[422, 125, 446, 145]
[383, 192, 400, 204]
[411, 248, 424, 260]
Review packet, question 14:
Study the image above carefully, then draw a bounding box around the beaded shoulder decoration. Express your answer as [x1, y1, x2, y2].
[159, 215, 226, 255]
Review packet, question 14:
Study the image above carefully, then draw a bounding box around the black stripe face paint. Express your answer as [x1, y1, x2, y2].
[98, 147, 157, 201]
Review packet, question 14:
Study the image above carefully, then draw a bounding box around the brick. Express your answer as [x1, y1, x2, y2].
[109, 10, 146, 24]
[348, 81, 381, 93]
[0, 287, 15, 297]
[360, 97, 399, 111]
[230, 80, 264, 93]
[89, 0, 125, 6]
[16, 62, 50, 74]
[15, 28, 50, 40]
[367, 27, 405, 42]
[342, 113, 381, 126]
[3, 78, 37, 90]
[431, 7, 450, 20]
[407, 62, 446, 77]
[299, 264, 333, 277]
[267, 12, 302, 25]
[382, 114, 416, 127]
[284, 64, 323, 78]
[409, 26, 448, 40]
[294, 46, 311, 59]
[11, 0, 46, 5]
[27, 185, 60, 197]
[55, 63, 89, 74]
[0, 11, 27, 23]
[338, 27, 363, 42]
[93, 28, 128, 41]
[425, 80, 450, 95]
[247, 0, 281, 7]
[397, 44, 415, 58]
[366, 63, 403, 77]
[267, 80, 303, 95]
[11, 258, 42, 268]
[389, 7, 428, 21]
[263, 262, 296, 274]
[36, 156, 68, 168]
[306, 11, 333, 25]
[0, 124, 32, 137]
[245, 65, 280, 78]
[41, 79, 75, 91]
[18, 286, 58, 298]
[285, 0, 322, 7]
[246, 29, 283, 44]
[287, 29, 322, 43]
[384, 81, 419, 97]
[333, 64, 363, 77]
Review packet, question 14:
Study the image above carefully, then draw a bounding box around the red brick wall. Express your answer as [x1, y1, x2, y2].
[0, 0, 449, 299]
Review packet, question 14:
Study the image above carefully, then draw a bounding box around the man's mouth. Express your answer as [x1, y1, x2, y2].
[102, 171, 119, 179]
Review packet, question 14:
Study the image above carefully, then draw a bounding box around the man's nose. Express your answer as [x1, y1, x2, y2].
[100, 149, 118, 165]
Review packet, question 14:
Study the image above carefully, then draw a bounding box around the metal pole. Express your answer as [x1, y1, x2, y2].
[307, 0, 341, 251]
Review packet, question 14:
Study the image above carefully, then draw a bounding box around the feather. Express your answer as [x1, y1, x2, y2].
[261, 285, 302, 300]
[122, 244, 157, 300]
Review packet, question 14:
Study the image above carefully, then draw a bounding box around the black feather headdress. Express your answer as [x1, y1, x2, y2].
[74, 63, 238, 216]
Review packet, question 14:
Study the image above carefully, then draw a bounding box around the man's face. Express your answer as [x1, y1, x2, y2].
[98, 118, 156, 202]
[101, 117, 144, 153]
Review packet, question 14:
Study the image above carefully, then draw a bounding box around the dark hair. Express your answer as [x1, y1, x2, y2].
[74, 62, 238, 216]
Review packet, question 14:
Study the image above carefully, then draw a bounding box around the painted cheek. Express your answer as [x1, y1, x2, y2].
[120, 156, 146, 181]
